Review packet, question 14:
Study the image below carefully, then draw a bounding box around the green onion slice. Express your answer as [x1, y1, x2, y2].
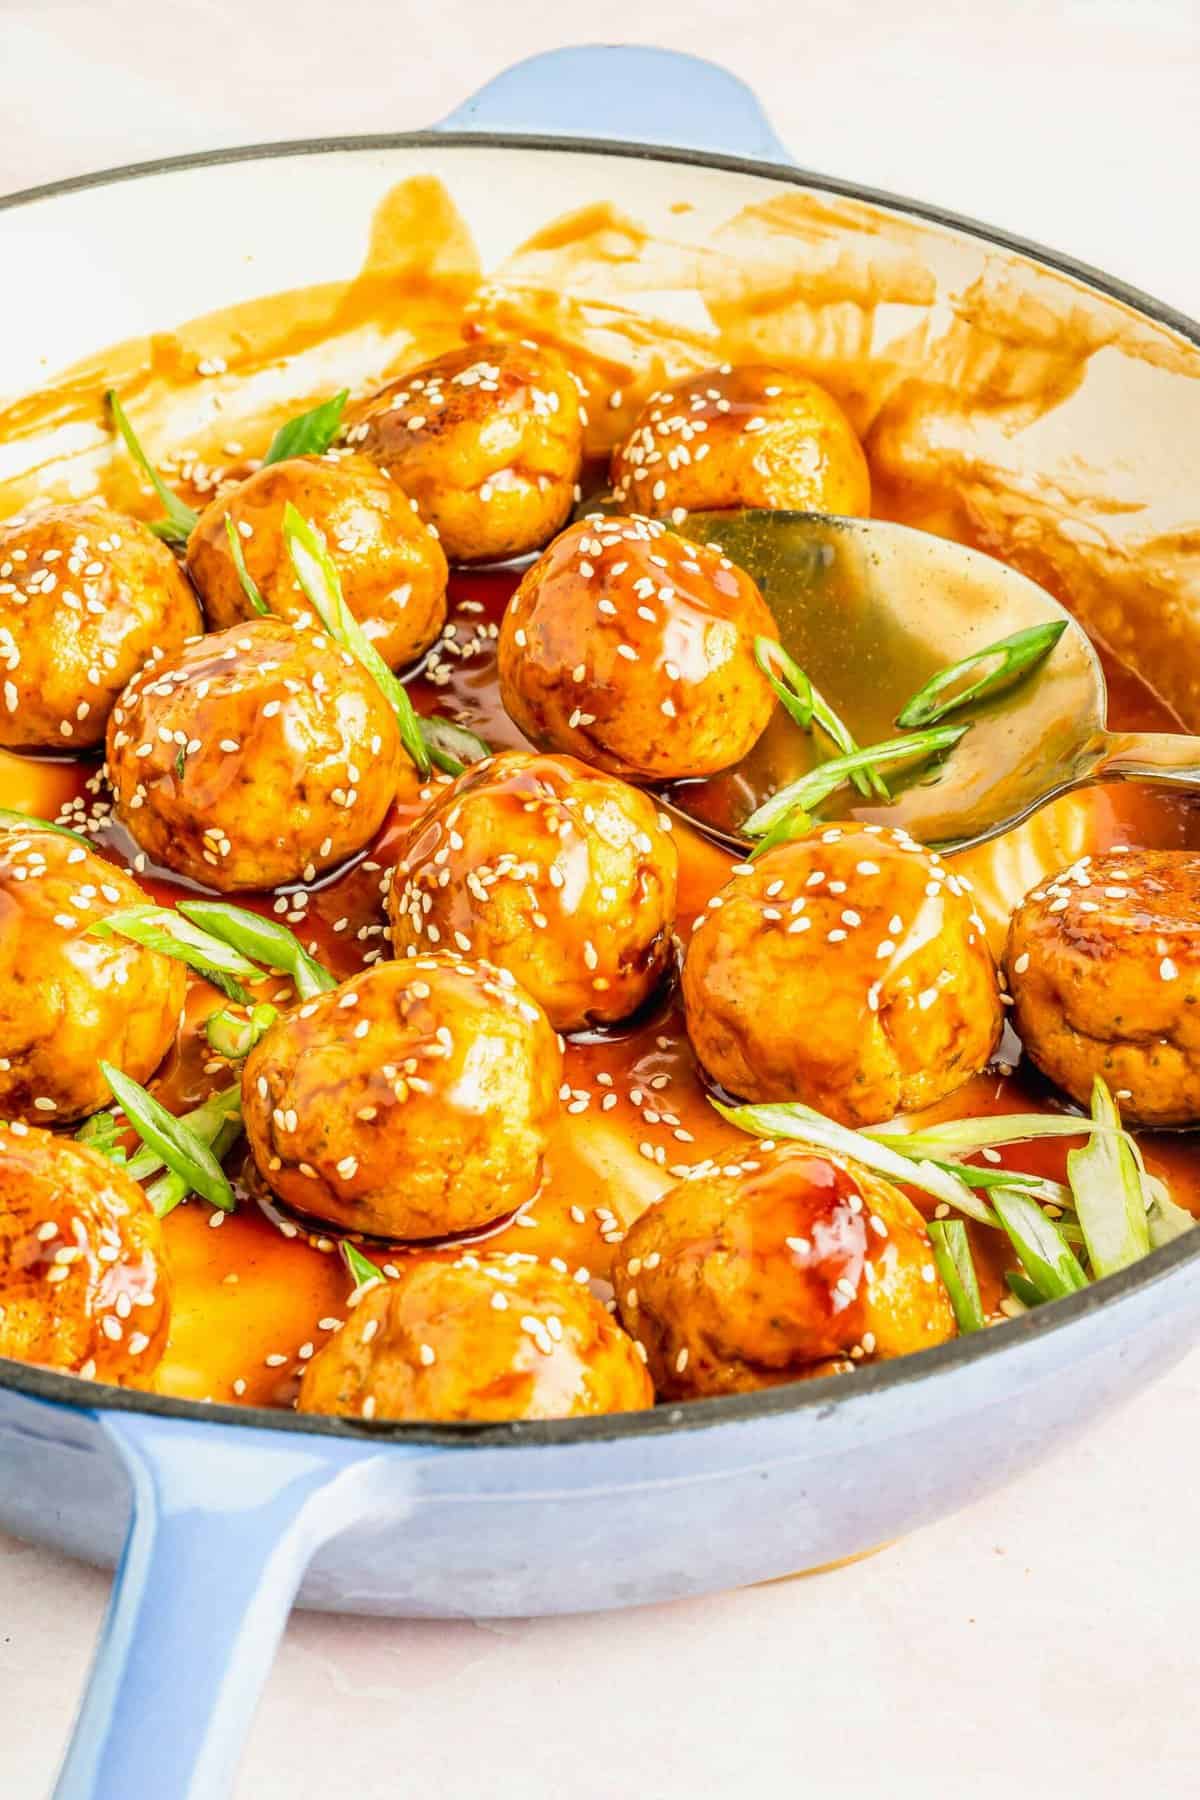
[283, 503, 432, 777]
[101, 1063, 236, 1212]
[422, 716, 491, 778]
[125, 1083, 242, 1185]
[148, 1109, 244, 1218]
[223, 515, 270, 615]
[991, 1186, 1087, 1302]
[867, 1112, 1121, 1158]
[928, 1219, 985, 1332]
[106, 389, 200, 545]
[1065, 1078, 1151, 1278]
[743, 724, 968, 843]
[0, 808, 94, 848]
[1004, 1271, 1044, 1310]
[754, 638, 889, 801]
[263, 390, 349, 466]
[89, 906, 259, 1003]
[75, 1109, 127, 1164]
[896, 622, 1069, 730]
[713, 1098, 995, 1225]
[342, 1240, 386, 1293]
[178, 899, 336, 1001]
[205, 1001, 279, 1060]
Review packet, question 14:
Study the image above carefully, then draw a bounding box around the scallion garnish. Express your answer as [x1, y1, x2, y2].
[712, 1098, 995, 1225]
[101, 1063, 236, 1212]
[0, 808, 93, 847]
[205, 1001, 279, 1061]
[105, 390, 200, 545]
[177, 899, 335, 1001]
[1004, 1271, 1043, 1310]
[75, 1108, 127, 1164]
[124, 1083, 242, 1187]
[743, 724, 968, 846]
[223, 514, 270, 615]
[421, 716, 492, 777]
[89, 906, 259, 1003]
[895, 621, 1069, 729]
[927, 1219, 985, 1332]
[1065, 1078, 1151, 1278]
[342, 1240, 386, 1294]
[754, 638, 889, 802]
[867, 1112, 1121, 1159]
[147, 1108, 244, 1219]
[283, 503, 432, 777]
[262, 390, 349, 466]
[990, 1186, 1088, 1301]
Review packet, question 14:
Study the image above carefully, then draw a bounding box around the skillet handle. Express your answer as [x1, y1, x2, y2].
[53, 1411, 398, 1800]
[435, 46, 793, 162]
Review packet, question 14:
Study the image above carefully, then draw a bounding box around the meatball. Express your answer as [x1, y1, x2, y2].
[186, 453, 448, 669]
[298, 1252, 653, 1422]
[106, 617, 402, 891]
[0, 500, 202, 750]
[386, 750, 678, 1031]
[610, 364, 871, 522]
[346, 341, 583, 564]
[0, 1121, 170, 1382]
[1005, 849, 1200, 1127]
[242, 955, 561, 1239]
[613, 1141, 955, 1399]
[498, 514, 777, 781]
[0, 828, 185, 1124]
[682, 824, 1002, 1126]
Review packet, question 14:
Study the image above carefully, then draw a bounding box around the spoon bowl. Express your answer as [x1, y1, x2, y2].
[664, 511, 1200, 852]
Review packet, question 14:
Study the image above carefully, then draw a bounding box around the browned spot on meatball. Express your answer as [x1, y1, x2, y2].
[386, 750, 678, 1031]
[1005, 848, 1200, 1127]
[498, 514, 776, 781]
[187, 452, 447, 669]
[682, 824, 1002, 1126]
[105, 617, 404, 891]
[0, 501, 202, 750]
[0, 1122, 170, 1382]
[345, 342, 583, 564]
[298, 1252, 652, 1422]
[242, 954, 562, 1240]
[613, 1141, 954, 1399]
[0, 828, 185, 1124]
[610, 364, 870, 522]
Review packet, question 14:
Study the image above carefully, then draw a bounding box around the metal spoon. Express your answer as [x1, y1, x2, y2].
[664, 509, 1200, 853]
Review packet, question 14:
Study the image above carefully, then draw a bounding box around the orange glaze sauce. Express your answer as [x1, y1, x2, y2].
[7, 554, 1200, 1404]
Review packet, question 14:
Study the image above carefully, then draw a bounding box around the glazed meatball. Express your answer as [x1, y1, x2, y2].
[346, 341, 583, 564]
[610, 364, 871, 522]
[298, 1252, 653, 1422]
[242, 955, 561, 1239]
[386, 750, 678, 1031]
[1005, 849, 1200, 1127]
[498, 514, 777, 781]
[0, 1121, 170, 1382]
[613, 1141, 955, 1399]
[0, 828, 185, 1124]
[106, 617, 402, 891]
[0, 501, 202, 750]
[682, 824, 1002, 1126]
[186, 453, 448, 669]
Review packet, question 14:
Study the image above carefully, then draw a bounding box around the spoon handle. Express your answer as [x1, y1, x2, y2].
[1091, 730, 1200, 788]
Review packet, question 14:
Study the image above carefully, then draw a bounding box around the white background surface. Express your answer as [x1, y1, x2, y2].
[1, 3, 1199, 1795]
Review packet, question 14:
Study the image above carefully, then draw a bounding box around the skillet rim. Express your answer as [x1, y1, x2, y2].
[1, 126, 1199, 1453]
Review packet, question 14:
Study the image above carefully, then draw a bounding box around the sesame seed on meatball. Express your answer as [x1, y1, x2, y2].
[1005, 849, 1200, 1127]
[610, 364, 871, 523]
[186, 453, 448, 669]
[106, 617, 403, 891]
[682, 824, 1002, 1126]
[242, 955, 562, 1240]
[0, 501, 202, 750]
[298, 1252, 653, 1422]
[0, 1121, 170, 1383]
[386, 750, 678, 1031]
[345, 342, 583, 564]
[498, 514, 777, 781]
[613, 1140, 955, 1399]
[0, 828, 185, 1125]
